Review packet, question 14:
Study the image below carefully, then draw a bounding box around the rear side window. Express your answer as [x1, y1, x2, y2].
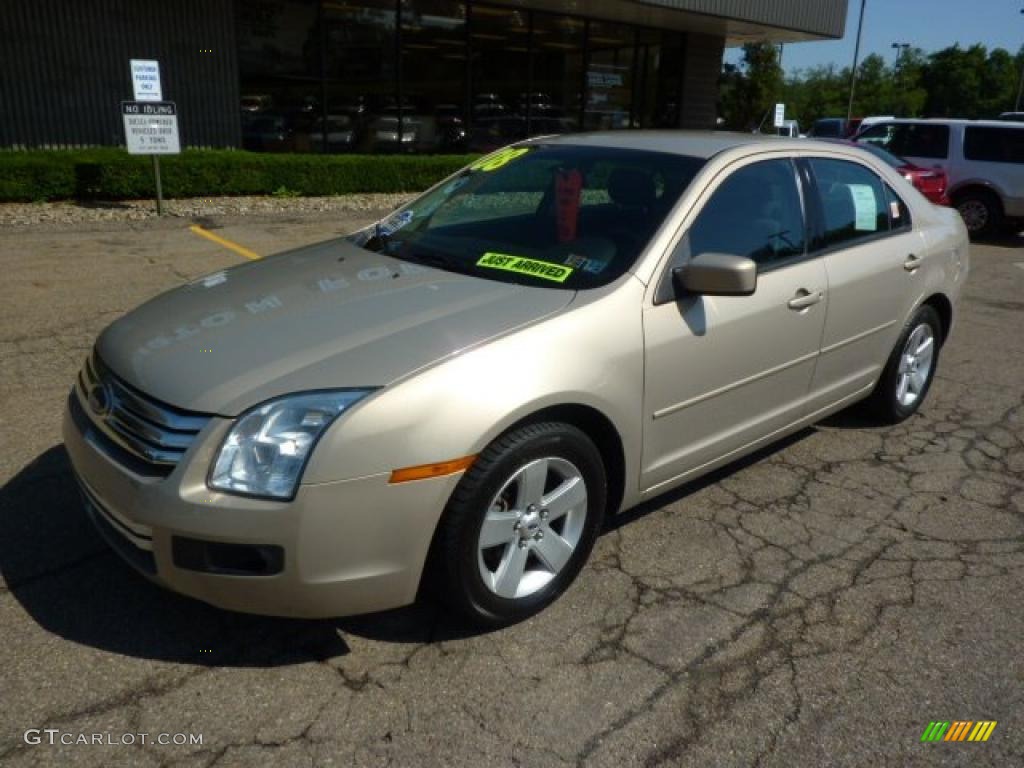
[858, 123, 949, 160]
[964, 126, 1024, 163]
[683, 159, 806, 269]
[808, 158, 889, 248]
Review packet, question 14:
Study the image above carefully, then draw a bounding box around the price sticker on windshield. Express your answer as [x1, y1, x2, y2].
[469, 147, 531, 172]
[477, 252, 574, 283]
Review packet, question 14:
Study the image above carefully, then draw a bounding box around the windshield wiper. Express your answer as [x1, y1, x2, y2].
[399, 248, 475, 276]
[362, 222, 391, 253]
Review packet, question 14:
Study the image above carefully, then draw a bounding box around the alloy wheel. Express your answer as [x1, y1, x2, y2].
[895, 323, 935, 407]
[958, 199, 989, 233]
[476, 457, 588, 599]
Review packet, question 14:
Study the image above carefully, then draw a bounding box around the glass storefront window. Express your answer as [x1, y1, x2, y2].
[237, 0, 322, 152]
[401, 0, 468, 153]
[324, 0, 398, 153]
[467, 4, 531, 152]
[235, 2, 692, 153]
[585, 22, 635, 131]
[530, 13, 583, 135]
[642, 30, 684, 128]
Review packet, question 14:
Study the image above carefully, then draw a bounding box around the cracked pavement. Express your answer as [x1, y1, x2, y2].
[1, 210, 1022, 767]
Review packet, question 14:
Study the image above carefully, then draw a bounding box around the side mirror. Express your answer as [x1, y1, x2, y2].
[673, 252, 757, 297]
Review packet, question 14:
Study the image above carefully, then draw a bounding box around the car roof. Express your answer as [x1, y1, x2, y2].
[861, 117, 1024, 128]
[534, 130, 805, 159]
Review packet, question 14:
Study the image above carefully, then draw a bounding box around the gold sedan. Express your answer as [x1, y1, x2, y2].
[64, 133, 968, 626]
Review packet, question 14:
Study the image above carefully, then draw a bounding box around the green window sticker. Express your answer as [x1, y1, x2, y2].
[468, 147, 531, 172]
[476, 252, 574, 283]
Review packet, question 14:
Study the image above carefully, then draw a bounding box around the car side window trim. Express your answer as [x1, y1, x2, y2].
[795, 157, 826, 253]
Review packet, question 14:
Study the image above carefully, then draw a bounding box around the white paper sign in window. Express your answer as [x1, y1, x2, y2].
[847, 184, 878, 231]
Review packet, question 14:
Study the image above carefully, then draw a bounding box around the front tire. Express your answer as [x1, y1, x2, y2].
[437, 422, 607, 628]
[865, 305, 942, 424]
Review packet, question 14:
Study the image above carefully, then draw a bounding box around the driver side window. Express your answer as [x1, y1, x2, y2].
[681, 158, 806, 270]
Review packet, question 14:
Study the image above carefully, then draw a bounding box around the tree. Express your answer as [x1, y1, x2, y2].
[851, 53, 894, 116]
[921, 44, 988, 117]
[1015, 45, 1024, 111]
[891, 47, 928, 117]
[722, 39, 1019, 129]
[980, 48, 1018, 116]
[744, 42, 785, 130]
[782, 64, 847, 128]
[719, 42, 783, 131]
[718, 61, 746, 129]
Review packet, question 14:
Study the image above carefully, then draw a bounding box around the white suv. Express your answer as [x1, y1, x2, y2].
[855, 118, 1024, 236]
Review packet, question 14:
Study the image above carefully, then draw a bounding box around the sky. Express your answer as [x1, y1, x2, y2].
[724, 0, 1024, 75]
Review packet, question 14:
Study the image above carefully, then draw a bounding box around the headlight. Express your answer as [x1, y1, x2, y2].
[209, 390, 374, 500]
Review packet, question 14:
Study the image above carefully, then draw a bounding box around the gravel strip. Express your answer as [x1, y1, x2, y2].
[0, 194, 417, 229]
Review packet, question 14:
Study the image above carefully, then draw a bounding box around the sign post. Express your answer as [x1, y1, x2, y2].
[124, 60, 178, 215]
[151, 156, 164, 215]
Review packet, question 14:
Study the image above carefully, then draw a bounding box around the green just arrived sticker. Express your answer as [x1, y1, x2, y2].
[476, 252, 574, 283]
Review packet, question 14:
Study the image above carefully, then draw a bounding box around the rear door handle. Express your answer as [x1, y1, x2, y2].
[904, 253, 923, 271]
[787, 289, 823, 310]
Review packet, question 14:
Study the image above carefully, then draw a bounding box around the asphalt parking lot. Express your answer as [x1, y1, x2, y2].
[1, 209, 1023, 767]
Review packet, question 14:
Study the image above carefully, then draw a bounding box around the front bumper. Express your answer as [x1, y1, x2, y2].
[63, 393, 461, 618]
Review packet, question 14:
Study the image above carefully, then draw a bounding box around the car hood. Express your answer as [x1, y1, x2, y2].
[96, 238, 573, 415]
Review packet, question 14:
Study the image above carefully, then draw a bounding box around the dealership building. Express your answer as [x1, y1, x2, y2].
[2, 0, 846, 153]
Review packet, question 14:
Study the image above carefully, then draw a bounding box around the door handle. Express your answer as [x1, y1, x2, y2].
[904, 253, 923, 271]
[787, 289, 823, 310]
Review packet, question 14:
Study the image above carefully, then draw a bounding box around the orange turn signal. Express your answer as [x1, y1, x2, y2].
[389, 455, 477, 484]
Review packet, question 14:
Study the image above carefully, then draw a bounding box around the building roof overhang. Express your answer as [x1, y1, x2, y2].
[483, 0, 847, 44]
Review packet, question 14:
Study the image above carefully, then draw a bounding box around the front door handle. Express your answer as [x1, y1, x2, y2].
[904, 253, 923, 271]
[787, 289, 823, 310]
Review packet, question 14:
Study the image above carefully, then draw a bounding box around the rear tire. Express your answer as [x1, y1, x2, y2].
[436, 422, 606, 628]
[865, 305, 942, 424]
[955, 189, 1003, 238]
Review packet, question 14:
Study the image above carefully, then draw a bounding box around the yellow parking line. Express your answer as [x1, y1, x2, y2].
[188, 225, 261, 261]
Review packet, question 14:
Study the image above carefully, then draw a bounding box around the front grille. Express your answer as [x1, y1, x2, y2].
[75, 351, 210, 473]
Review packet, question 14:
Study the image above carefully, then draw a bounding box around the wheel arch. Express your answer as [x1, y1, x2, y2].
[497, 403, 627, 519]
[920, 292, 954, 346]
[416, 401, 628, 603]
[949, 181, 1005, 212]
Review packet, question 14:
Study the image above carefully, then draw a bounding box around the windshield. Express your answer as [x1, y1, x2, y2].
[350, 144, 705, 290]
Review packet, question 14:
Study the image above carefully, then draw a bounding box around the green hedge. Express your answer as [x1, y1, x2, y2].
[0, 149, 479, 202]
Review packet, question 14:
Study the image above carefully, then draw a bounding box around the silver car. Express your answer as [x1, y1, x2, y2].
[64, 133, 968, 626]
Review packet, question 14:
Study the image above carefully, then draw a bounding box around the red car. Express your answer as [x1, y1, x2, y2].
[824, 138, 951, 206]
